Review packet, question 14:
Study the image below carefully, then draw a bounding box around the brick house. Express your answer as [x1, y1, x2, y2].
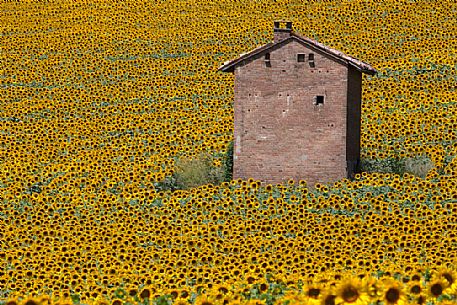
[219, 21, 377, 186]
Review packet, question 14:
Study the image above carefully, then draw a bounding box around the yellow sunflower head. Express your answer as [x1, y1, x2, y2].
[305, 282, 323, 299]
[406, 281, 424, 296]
[427, 278, 449, 299]
[381, 278, 406, 305]
[213, 283, 231, 296]
[111, 299, 123, 305]
[434, 267, 457, 288]
[165, 288, 180, 300]
[256, 280, 269, 294]
[415, 294, 427, 305]
[447, 280, 457, 296]
[335, 277, 370, 305]
[139, 287, 152, 299]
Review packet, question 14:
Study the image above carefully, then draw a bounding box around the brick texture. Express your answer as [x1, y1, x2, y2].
[232, 39, 362, 186]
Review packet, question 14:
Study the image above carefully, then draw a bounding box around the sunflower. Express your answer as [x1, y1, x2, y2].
[111, 299, 122, 305]
[166, 288, 180, 300]
[139, 287, 151, 299]
[256, 280, 269, 293]
[406, 281, 423, 296]
[414, 294, 427, 305]
[303, 282, 324, 305]
[427, 278, 448, 299]
[434, 267, 457, 288]
[335, 277, 369, 305]
[381, 278, 406, 305]
[244, 272, 258, 285]
[447, 281, 457, 297]
[179, 288, 191, 299]
[213, 283, 231, 295]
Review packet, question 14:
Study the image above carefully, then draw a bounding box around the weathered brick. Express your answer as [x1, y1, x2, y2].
[221, 22, 374, 186]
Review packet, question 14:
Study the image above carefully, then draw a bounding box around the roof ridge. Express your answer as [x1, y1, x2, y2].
[219, 31, 377, 75]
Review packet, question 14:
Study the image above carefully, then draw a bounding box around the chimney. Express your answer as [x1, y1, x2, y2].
[273, 20, 292, 43]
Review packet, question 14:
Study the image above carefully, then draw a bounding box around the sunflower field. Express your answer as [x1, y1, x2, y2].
[1, 0, 457, 304]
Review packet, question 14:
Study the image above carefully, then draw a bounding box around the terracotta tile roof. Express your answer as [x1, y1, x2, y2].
[218, 32, 377, 75]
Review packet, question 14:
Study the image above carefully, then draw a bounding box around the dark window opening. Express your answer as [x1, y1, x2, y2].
[264, 53, 271, 67]
[308, 53, 315, 68]
[314, 95, 324, 105]
[297, 53, 305, 62]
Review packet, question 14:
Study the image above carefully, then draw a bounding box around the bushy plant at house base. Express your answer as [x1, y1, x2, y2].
[404, 155, 435, 179]
[360, 154, 434, 178]
[154, 153, 226, 191]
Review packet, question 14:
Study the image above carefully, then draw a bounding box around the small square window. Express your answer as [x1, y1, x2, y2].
[297, 53, 305, 62]
[308, 53, 315, 68]
[314, 95, 324, 105]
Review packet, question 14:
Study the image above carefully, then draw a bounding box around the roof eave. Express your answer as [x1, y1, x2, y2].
[364, 69, 378, 76]
[218, 42, 275, 73]
[218, 64, 235, 73]
[348, 62, 377, 75]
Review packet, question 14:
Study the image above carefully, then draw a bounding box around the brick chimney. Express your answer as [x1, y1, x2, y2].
[273, 20, 292, 43]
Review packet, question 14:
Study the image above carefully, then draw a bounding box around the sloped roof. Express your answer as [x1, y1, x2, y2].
[218, 32, 377, 75]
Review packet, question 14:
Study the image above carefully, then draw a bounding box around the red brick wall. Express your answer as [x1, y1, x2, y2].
[233, 39, 352, 186]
